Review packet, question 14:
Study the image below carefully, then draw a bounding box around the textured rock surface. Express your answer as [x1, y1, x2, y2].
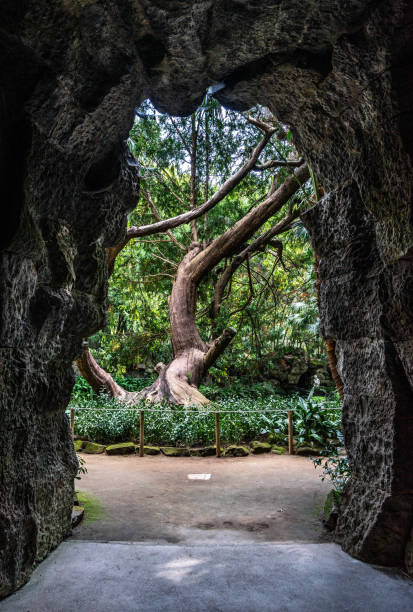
[223, 445, 250, 457]
[250, 441, 272, 454]
[160, 447, 190, 457]
[1, 0, 412, 597]
[105, 442, 135, 455]
[83, 442, 106, 455]
[270, 351, 333, 388]
[271, 445, 286, 455]
[143, 446, 161, 455]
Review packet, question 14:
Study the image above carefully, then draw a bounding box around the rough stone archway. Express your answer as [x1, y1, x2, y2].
[1, 0, 412, 596]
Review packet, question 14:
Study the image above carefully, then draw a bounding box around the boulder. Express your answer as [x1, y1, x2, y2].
[200, 446, 221, 456]
[143, 446, 161, 455]
[73, 439, 85, 452]
[295, 446, 323, 457]
[250, 441, 272, 454]
[83, 442, 106, 454]
[105, 442, 135, 455]
[190, 446, 220, 456]
[160, 447, 190, 457]
[223, 445, 249, 457]
[271, 445, 286, 455]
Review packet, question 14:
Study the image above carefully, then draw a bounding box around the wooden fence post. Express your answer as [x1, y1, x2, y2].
[215, 412, 221, 457]
[288, 409, 293, 455]
[139, 410, 145, 457]
[70, 407, 75, 438]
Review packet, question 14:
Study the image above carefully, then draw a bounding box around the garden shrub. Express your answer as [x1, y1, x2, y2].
[69, 385, 342, 447]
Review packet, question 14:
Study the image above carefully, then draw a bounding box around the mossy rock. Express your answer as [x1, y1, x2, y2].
[74, 439, 85, 452]
[271, 445, 286, 455]
[83, 441, 106, 454]
[189, 446, 220, 457]
[250, 441, 272, 454]
[296, 446, 322, 457]
[144, 446, 161, 455]
[105, 442, 135, 455]
[201, 446, 222, 456]
[223, 445, 249, 457]
[161, 447, 190, 457]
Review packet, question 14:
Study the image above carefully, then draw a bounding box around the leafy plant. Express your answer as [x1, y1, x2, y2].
[293, 387, 341, 449]
[75, 454, 88, 480]
[312, 433, 350, 492]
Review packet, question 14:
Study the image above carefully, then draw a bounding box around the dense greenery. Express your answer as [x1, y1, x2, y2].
[312, 433, 350, 493]
[70, 379, 341, 447]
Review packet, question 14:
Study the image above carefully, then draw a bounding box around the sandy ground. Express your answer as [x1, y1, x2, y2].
[72, 453, 333, 544]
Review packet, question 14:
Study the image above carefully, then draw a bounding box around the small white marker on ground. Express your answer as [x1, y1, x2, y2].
[187, 474, 211, 480]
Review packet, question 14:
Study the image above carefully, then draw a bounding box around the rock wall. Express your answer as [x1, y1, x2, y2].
[1, 0, 412, 596]
[266, 352, 333, 389]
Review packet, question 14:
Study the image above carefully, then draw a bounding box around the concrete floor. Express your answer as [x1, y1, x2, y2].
[2, 455, 412, 610]
[72, 453, 332, 543]
[2, 541, 412, 611]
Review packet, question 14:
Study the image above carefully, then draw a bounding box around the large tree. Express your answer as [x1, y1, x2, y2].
[77, 102, 311, 404]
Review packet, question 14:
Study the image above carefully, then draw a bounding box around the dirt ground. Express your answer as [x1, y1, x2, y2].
[72, 453, 333, 545]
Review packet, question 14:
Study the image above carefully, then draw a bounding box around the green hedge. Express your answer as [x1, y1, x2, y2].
[69, 389, 341, 447]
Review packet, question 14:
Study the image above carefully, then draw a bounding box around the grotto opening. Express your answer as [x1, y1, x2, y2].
[1, 0, 412, 597]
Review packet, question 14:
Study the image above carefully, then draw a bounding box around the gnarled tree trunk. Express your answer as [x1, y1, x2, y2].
[139, 246, 237, 404]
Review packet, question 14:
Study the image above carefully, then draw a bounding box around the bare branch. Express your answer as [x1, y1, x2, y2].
[144, 190, 186, 251]
[204, 327, 237, 370]
[247, 115, 275, 133]
[211, 206, 301, 323]
[126, 126, 276, 239]
[254, 158, 304, 171]
[190, 164, 309, 282]
[227, 291, 254, 320]
[151, 250, 178, 269]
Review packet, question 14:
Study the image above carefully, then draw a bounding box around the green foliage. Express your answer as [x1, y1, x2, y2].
[293, 387, 341, 449]
[312, 433, 350, 492]
[71, 392, 139, 443]
[69, 384, 341, 447]
[75, 454, 88, 480]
